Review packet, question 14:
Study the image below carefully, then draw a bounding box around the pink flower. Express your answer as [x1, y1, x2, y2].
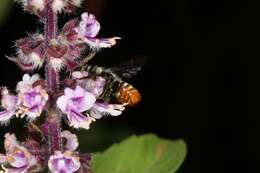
[75, 12, 121, 49]
[0, 133, 37, 173]
[62, 131, 79, 151]
[14, 74, 49, 120]
[17, 85, 49, 120]
[70, 72, 126, 119]
[48, 151, 80, 173]
[56, 86, 96, 129]
[0, 89, 18, 123]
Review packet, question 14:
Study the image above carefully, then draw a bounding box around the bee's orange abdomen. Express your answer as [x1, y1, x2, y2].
[116, 84, 141, 106]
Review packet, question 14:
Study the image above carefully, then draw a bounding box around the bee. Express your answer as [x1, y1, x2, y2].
[83, 56, 146, 106]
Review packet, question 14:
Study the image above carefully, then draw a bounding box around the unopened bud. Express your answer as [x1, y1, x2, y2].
[25, 0, 46, 14]
[62, 19, 79, 42]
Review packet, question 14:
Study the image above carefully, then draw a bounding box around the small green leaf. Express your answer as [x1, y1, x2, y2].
[91, 134, 187, 173]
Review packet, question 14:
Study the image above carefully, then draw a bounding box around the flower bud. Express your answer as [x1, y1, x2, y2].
[15, 0, 46, 15]
[62, 19, 79, 42]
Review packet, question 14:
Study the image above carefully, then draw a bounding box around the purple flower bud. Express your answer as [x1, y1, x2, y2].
[62, 19, 79, 42]
[75, 12, 121, 49]
[48, 151, 80, 173]
[56, 86, 96, 129]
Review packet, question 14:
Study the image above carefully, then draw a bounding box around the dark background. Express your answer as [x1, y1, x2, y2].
[0, 0, 253, 173]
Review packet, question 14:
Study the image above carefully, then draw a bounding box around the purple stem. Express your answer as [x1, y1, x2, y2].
[45, 3, 58, 92]
[44, 3, 62, 156]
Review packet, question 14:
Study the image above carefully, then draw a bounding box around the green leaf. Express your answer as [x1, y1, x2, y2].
[91, 134, 187, 173]
[0, 0, 12, 25]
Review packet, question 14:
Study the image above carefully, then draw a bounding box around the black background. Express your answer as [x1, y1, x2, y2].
[0, 0, 254, 173]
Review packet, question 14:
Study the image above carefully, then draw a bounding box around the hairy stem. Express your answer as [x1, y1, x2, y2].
[45, 3, 58, 91]
[44, 3, 62, 156]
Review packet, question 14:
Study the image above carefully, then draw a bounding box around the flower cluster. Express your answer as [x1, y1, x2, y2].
[0, 0, 136, 172]
[0, 131, 88, 173]
[10, 12, 120, 72]
[57, 71, 125, 129]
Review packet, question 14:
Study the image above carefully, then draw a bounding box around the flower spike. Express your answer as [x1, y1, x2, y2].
[1, 1, 138, 172]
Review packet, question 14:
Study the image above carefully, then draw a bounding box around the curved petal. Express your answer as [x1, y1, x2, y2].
[84, 37, 121, 49]
[92, 103, 125, 117]
[57, 95, 69, 113]
[67, 109, 95, 129]
[62, 131, 79, 151]
[77, 92, 96, 112]
[64, 87, 75, 98]
[1, 165, 28, 173]
[0, 110, 15, 122]
[8, 150, 28, 168]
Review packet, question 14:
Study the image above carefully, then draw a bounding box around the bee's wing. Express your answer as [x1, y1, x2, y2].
[107, 55, 147, 79]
